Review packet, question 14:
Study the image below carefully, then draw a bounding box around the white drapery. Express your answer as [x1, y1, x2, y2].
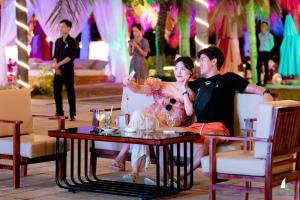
[93, 0, 129, 82]
[32, 0, 93, 42]
[0, 0, 16, 86]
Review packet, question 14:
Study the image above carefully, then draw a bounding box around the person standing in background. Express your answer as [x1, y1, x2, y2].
[257, 22, 274, 86]
[53, 19, 78, 121]
[129, 23, 150, 84]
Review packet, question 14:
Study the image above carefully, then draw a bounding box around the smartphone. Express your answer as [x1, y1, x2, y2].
[128, 70, 136, 80]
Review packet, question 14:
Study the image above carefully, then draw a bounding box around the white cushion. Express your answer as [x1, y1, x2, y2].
[171, 141, 243, 158]
[0, 134, 65, 158]
[234, 93, 264, 136]
[254, 100, 300, 159]
[121, 87, 153, 114]
[201, 150, 293, 176]
[217, 141, 243, 152]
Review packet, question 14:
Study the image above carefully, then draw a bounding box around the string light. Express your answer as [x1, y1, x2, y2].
[15, 0, 30, 87]
[14, 1, 28, 13]
[195, 35, 209, 48]
[16, 39, 30, 54]
[16, 60, 30, 70]
[195, 0, 209, 8]
[195, 17, 209, 28]
[17, 79, 31, 88]
[194, 0, 210, 50]
[163, 66, 174, 71]
[15, 20, 29, 31]
[46, 36, 51, 42]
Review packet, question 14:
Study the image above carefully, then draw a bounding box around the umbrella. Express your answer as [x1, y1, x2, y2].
[217, 14, 241, 74]
[278, 14, 300, 76]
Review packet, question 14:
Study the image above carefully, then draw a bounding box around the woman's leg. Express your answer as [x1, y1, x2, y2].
[112, 143, 130, 169]
[131, 155, 145, 176]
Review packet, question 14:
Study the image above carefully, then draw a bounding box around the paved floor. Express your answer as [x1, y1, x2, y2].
[0, 84, 296, 199]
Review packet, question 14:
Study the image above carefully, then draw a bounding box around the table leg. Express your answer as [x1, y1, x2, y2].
[183, 141, 187, 190]
[189, 141, 194, 190]
[170, 144, 174, 191]
[155, 145, 160, 193]
[177, 143, 181, 192]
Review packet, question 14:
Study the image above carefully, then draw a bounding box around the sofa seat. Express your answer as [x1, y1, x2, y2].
[201, 150, 293, 176]
[0, 134, 65, 159]
[94, 138, 243, 158]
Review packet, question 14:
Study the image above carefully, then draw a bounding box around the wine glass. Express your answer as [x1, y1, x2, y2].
[103, 112, 112, 129]
[96, 110, 105, 128]
[166, 112, 176, 128]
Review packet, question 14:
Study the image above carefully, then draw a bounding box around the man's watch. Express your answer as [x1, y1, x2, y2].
[263, 90, 271, 95]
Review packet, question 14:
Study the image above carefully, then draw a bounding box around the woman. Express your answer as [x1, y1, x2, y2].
[112, 57, 195, 183]
[129, 23, 150, 84]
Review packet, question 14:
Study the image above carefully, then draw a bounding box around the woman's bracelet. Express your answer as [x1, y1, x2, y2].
[182, 91, 189, 96]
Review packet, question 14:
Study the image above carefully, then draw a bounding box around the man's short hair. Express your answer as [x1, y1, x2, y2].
[197, 46, 224, 70]
[261, 21, 269, 26]
[60, 19, 72, 28]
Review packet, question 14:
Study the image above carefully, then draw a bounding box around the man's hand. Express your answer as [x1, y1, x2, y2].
[52, 62, 59, 70]
[52, 62, 61, 75]
[263, 93, 273, 101]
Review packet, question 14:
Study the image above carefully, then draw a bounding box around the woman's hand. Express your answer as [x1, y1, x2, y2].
[180, 74, 190, 94]
[132, 40, 139, 48]
[123, 78, 133, 87]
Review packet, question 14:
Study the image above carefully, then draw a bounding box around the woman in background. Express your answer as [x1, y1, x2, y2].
[129, 23, 150, 84]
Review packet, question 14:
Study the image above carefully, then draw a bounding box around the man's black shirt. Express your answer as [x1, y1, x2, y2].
[54, 35, 77, 73]
[188, 73, 249, 134]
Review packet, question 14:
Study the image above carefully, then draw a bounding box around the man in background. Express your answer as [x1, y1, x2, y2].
[53, 19, 78, 121]
[257, 21, 274, 86]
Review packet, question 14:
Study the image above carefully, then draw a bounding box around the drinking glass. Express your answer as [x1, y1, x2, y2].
[96, 110, 105, 128]
[166, 112, 176, 128]
[145, 116, 153, 133]
[103, 112, 112, 129]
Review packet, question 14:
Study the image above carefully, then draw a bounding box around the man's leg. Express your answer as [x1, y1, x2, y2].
[64, 73, 76, 119]
[53, 75, 64, 116]
[180, 142, 209, 178]
[256, 52, 263, 85]
[263, 52, 270, 86]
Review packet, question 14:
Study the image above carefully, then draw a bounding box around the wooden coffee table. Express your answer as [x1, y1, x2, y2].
[48, 126, 200, 199]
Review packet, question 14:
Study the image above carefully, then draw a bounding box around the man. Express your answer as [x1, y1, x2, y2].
[257, 21, 274, 86]
[180, 46, 273, 179]
[53, 19, 78, 121]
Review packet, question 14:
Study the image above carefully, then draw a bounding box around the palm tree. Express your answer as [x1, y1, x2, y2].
[155, 0, 168, 76]
[176, 0, 192, 57]
[16, 0, 29, 85]
[210, 0, 281, 83]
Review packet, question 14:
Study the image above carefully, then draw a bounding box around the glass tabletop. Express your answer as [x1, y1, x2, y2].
[59, 126, 198, 140]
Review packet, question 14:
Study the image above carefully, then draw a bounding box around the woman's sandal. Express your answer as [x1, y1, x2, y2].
[173, 177, 185, 189]
[122, 173, 138, 183]
[111, 160, 125, 171]
[144, 177, 178, 188]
